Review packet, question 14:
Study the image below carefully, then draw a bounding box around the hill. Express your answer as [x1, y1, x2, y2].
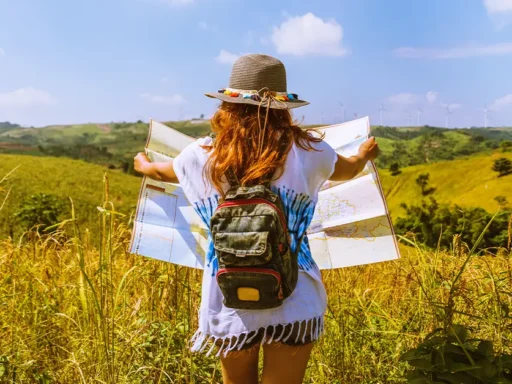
[372, 126, 512, 168]
[381, 151, 512, 217]
[0, 121, 21, 135]
[0, 120, 212, 173]
[2, 121, 512, 174]
[2, 150, 511, 237]
[0, 154, 140, 237]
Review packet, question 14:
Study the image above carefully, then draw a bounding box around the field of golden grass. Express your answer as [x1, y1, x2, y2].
[0, 175, 510, 383]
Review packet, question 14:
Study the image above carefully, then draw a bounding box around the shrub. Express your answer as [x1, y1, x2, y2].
[401, 325, 512, 383]
[390, 162, 402, 176]
[492, 158, 512, 177]
[13, 193, 67, 233]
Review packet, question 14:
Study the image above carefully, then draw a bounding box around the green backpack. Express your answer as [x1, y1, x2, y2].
[210, 169, 299, 310]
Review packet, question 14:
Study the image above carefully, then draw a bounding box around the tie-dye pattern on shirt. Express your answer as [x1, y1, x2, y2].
[193, 187, 317, 275]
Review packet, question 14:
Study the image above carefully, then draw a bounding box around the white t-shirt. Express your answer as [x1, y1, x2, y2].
[173, 135, 337, 356]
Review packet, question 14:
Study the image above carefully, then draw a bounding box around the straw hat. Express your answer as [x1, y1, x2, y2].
[205, 54, 309, 110]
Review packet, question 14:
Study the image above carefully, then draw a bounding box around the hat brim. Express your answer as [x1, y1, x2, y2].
[205, 92, 309, 110]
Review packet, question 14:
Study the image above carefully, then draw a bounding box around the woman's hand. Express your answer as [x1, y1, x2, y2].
[134, 152, 151, 175]
[133, 152, 179, 183]
[329, 137, 379, 181]
[358, 137, 379, 161]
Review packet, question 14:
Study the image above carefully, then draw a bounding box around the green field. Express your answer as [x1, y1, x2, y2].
[380, 151, 512, 216]
[0, 154, 140, 237]
[0, 120, 210, 158]
[1, 149, 511, 237]
[1, 120, 512, 173]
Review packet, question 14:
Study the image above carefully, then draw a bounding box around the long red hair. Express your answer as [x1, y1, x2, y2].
[204, 102, 323, 194]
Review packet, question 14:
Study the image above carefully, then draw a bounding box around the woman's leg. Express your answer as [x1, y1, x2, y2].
[261, 343, 314, 384]
[220, 345, 260, 384]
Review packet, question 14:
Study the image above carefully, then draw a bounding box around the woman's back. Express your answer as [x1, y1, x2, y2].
[173, 134, 337, 271]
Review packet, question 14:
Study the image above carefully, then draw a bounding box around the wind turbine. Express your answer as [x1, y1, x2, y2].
[379, 101, 386, 126]
[339, 102, 345, 122]
[417, 108, 423, 126]
[445, 105, 452, 128]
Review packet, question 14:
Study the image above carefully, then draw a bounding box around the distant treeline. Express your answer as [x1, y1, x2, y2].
[373, 126, 512, 168]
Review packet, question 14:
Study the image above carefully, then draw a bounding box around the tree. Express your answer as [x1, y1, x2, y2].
[470, 134, 485, 143]
[415, 173, 436, 196]
[492, 158, 512, 177]
[494, 196, 508, 209]
[391, 142, 407, 165]
[200, 113, 205, 119]
[396, 199, 511, 252]
[500, 140, 512, 152]
[389, 163, 401, 176]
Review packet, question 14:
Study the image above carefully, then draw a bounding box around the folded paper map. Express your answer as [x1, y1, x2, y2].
[129, 118, 400, 269]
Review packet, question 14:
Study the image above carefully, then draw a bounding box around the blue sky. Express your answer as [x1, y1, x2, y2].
[1, 0, 512, 128]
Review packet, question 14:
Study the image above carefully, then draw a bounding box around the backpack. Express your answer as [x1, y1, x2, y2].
[210, 168, 299, 310]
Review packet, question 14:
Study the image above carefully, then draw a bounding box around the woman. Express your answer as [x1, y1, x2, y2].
[134, 54, 378, 384]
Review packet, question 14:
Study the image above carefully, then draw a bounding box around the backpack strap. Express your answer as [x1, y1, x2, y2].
[225, 168, 276, 189]
[225, 168, 240, 188]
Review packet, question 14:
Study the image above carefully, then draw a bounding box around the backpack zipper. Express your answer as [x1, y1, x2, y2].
[216, 267, 283, 299]
[217, 198, 288, 238]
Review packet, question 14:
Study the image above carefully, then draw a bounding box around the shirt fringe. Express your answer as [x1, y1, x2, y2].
[190, 315, 324, 358]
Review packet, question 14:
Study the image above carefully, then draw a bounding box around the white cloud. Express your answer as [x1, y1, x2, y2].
[140, 92, 185, 105]
[271, 13, 349, 56]
[489, 94, 512, 111]
[0, 48, 5, 57]
[0, 87, 56, 108]
[394, 42, 512, 59]
[215, 50, 240, 65]
[484, 0, 512, 13]
[426, 91, 438, 104]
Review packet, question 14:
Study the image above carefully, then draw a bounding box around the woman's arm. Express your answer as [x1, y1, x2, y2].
[329, 137, 379, 181]
[133, 152, 179, 183]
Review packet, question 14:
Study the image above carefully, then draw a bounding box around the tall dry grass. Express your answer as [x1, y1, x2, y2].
[0, 175, 511, 383]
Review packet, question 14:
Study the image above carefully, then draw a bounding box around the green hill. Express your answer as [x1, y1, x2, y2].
[0, 120, 213, 173]
[2, 121, 512, 173]
[2, 150, 511, 238]
[0, 154, 140, 237]
[372, 126, 512, 168]
[381, 151, 512, 217]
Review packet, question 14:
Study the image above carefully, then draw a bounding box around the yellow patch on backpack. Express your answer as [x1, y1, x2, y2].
[237, 287, 260, 302]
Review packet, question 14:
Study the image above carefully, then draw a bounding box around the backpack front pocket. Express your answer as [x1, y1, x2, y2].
[214, 231, 272, 266]
[216, 268, 283, 309]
